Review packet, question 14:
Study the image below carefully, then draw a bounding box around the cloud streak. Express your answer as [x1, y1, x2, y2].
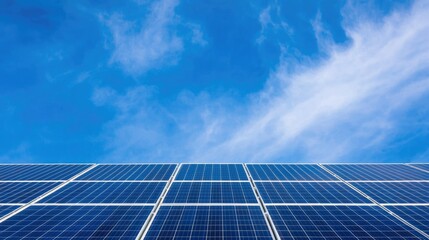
[105, 0, 183, 75]
[97, 1, 429, 163]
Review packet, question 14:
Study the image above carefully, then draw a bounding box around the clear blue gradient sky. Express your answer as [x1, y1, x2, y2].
[1, 0, 429, 163]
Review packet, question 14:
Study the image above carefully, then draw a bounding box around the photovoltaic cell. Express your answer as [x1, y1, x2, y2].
[352, 182, 429, 203]
[145, 206, 272, 239]
[324, 164, 429, 180]
[0, 205, 152, 239]
[77, 164, 176, 180]
[411, 164, 429, 172]
[268, 205, 425, 240]
[0, 164, 90, 180]
[256, 182, 371, 203]
[0, 206, 18, 218]
[388, 206, 429, 236]
[0, 182, 60, 203]
[247, 164, 336, 181]
[164, 182, 257, 203]
[40, 182, 165, 203]
[175, 164, 248, 180]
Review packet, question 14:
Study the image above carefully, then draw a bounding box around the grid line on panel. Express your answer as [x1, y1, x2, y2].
[144, 205, 273, 239]
[268, 205, 426, 240]
[0, 164, 97, 224]
[318, 164, 429, 239]
[40, 181, 166, 204]
[323, 164, 429, 180]
[388, 206, 429, 236]
[175, 164, 248, 180]
[164, 182, 257, 204]
[137, 163, 182, 240]
[247, 164, 336, 181]
[0, 205, 153, 240]
[77, 164, 177, 181]
[244, 164, 280, 240]
[408, 164, 429, 174]
[350, 182, 429, 204]
[0, 164, 91, 181]
[0, 182, 62, 204]
[255, 182, 372, 204]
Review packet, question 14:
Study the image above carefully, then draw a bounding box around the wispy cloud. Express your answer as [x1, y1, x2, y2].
[96, 1, 429, 163]
[104, 0, 183, 75]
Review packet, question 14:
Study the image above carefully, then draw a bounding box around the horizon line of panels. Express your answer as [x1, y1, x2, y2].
[1, 163, 429, 239]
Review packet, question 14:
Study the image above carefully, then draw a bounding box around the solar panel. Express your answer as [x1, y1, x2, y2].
[0, 205, 152, 239]
[388, 206, 429, 235]
[175, 164, 248, 180]
[0, 182, 60, 203]
[0, 206, 18, 218]
[268, 205, 425, 239]
[77, 164, 176, 180]
[256, 182, 371, 203]
[323, 164, 429, 180]
[247, 164, 336, 181]
[0, 164, 90, 180]
[145, 206, 272, 239]
[411, 164, 429, 172]
[352, 182, 429, 203]
[164, 182, 257, 203]
[40, 182, 166, 203]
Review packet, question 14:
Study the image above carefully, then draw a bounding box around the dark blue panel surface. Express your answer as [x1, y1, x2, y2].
[256, 182, 370, 203]
[0, 165, 90, 180]
[389, 206, 429, 235]
[247, 164, 336, 181]
[324, 164, 429, 180]
[268, 206, 425, 240]
[411, 164, 429, 172]
[0, 206, 18, 218]
[164, 182, 257, 203]
[0, 206, 152, 239]
[0, 182, 60, 203]
[145, 206, 272, 239]
[41, 182, 165, 203]
[353, 182, 429, 203]
[176, 164, 248, 180]
[78, 164, 176, 180]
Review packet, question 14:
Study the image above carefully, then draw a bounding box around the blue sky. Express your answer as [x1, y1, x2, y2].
[1, 0, 429, 163]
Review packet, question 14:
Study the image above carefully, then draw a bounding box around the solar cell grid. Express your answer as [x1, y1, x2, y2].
[175, 164, 248, 180]
[256, 182, 371, 204]
[268, 205, 425, 240]
[77, 164, 176, 180]
[0, 206, 18, 218]
[0, 182, 60, 203]
[40, 182, 166, 203]
[0, 205, 153, 240]
[324, 164, 429, 180]
[145, 206, 272, 239]
[0, 164, 90, 180]
[352, 182, 429, 203]
[388, 206, 429, 236]
[247, 164, 336, 181]
[411, 164, 429, 172]
[164, 182, 257, 203]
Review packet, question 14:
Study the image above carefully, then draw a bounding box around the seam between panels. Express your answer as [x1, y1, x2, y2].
[406, 164, 429, 174]
[136, 163, 182, 240]
[243, 163, 280, 240]
[0, 164, 98, 223]
[318, 164, 429, 239]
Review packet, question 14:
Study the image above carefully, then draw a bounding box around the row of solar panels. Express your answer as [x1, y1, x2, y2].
[0, 163, 428, 239]
[1, 163, 429, 180]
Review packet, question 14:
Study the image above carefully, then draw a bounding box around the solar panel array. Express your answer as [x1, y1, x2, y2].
[0, 163, 428, 239]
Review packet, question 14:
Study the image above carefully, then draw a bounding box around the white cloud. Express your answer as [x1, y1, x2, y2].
[96, 1, 429, 163]
[105, 0, 183, 75]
